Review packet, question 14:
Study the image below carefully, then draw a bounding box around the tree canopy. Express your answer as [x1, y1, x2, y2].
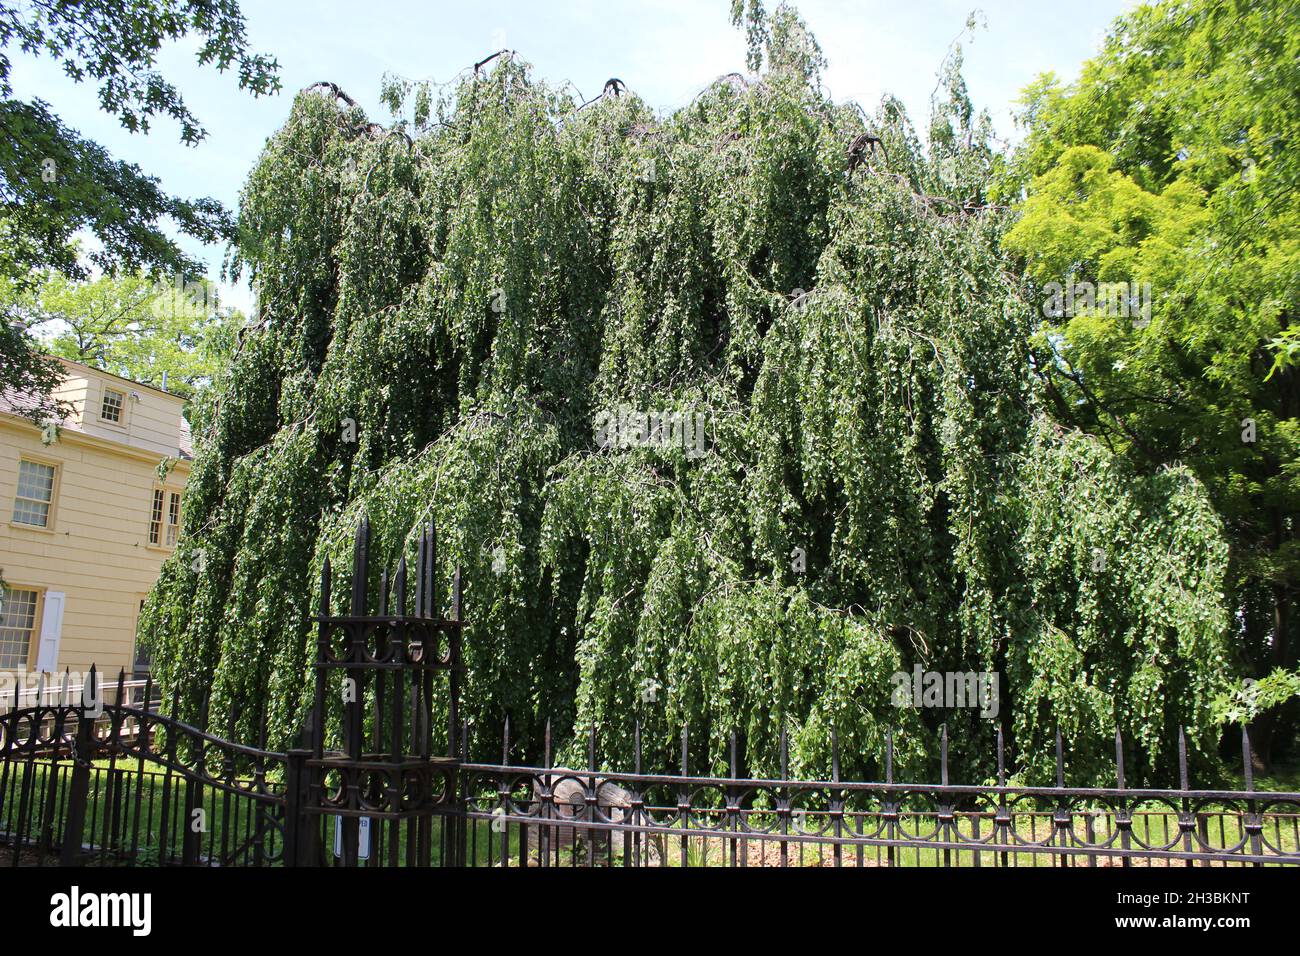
[1003, 0, 1299, 763]
[0, 0, 277, 418]
[140, 8, 1235, 786]
[4, 269, 242, 403]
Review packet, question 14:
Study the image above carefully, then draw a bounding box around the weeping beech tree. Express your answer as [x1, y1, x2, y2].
[141, 12, 1232, 786]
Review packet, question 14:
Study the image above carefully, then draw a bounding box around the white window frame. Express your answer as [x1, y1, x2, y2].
[100, 385, 127, 424]
[148, 486, 182, 549]
[166, 490, 182, 547]
[0, 585, 41, 670]
[12, 457, 59, 529]
[148, 487, 165, 546]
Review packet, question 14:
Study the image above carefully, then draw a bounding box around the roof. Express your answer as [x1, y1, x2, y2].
[0, 366, 193, 460]
[54, 356, 182, 399]
[0, 385, 70, 424]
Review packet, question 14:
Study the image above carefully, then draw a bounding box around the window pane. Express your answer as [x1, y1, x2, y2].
[13, 460, 55, 527]
[101, 389, 124, 422]
[16, 460, 54, 501]
[166, 492, 181, 546]
[0, 587, 37, 670]
[149, 489, 163, 545]
[12, 498, 50, 526]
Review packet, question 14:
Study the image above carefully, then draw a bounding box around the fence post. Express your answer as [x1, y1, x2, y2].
[1242, 726, 1263, 867]
[884, 727, 896, 868]
[457, 719, 470, 866]
[995, 727, 1009, 869]
[830, 728, 842, 869]
[728, 729, 740, 869]
[1178, 727, 1195, 867]
[59, 667, 99, 866]
[180, 776, 202, 866]
[1115, 730, 1132, 867]
[450, 567, 466, 868]
[1053, 729, 1068, 867]
[283, 747, 312, 866]
[940, 724, 952, 868]
[37, 674, 66, 857]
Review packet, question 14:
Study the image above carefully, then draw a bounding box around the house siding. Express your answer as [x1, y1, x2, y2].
[0, 362, 190, 679]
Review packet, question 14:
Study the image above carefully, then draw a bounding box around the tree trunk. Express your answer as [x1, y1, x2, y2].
[1249, 578, 1289, 774]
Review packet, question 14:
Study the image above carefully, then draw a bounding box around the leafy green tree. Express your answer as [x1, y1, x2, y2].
[0, 310, 62, 421]
[140, 9, 1234, 788]
[1004, 0, 1299, 766]
[4, 269, 242, 402]
[0, 1, 277, 413]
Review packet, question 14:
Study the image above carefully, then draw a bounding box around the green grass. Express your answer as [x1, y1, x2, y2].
[1229, 759, 1300, 794]
[1, 757, 281, 865]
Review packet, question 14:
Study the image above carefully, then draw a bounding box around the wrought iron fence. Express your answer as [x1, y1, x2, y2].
[2, 517, 1296, 868]
[457, 723, 1300, 868]
[5, 694, 1298, 867]
[4, 699, 1300, 868]
[0, 670, 286, 866]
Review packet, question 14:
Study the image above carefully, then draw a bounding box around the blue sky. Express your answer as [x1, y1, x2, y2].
[9, 0, 1134, 311]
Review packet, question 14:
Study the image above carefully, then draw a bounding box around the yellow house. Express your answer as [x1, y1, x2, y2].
[0, 358, 191, 682]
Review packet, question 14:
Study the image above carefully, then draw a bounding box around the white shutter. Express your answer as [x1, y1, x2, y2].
[34, 591, 65, 672]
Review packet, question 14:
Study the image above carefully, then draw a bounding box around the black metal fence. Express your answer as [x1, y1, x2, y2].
[0, 671, 286, 866]
[457, 722, 1300, 868]
[4, 695, 1299, 867]
[3, 518, 1297, 868]
[5, 702, 1294, 868]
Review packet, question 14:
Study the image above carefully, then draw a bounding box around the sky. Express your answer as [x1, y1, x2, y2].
[9, 0, 1135, 312]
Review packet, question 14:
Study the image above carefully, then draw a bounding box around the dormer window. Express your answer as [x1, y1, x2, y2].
[101, 387, 125, 424]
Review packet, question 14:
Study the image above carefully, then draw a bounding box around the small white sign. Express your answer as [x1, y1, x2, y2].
[333, 816, 371, 860]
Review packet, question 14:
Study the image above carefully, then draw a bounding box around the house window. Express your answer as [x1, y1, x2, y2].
[166, 491, 182, 546]
[150, 488, 182, 547]
[101, 387, 125, 423]
[13, 459, 56, 527]
[149, 489, 164, 545]
[0, 587, 37, 669]
[133, 600, 152, 680]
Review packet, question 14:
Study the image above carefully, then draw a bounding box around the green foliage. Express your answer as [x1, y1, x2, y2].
[0, 0, 278, 419]
[1003, 0, 1299, 759]
[3, 269, 241, 402]
[1215, 668, 1300, 726]
[0, 0, 280, 281]
[1006, 145, 1207, 288]
[730, 0, 769, 74]
[0, 1, 279, 142]
[1015, 422, 1230, 779]
[0, 99, 232, 286]
[142, 16, 1233, 786]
